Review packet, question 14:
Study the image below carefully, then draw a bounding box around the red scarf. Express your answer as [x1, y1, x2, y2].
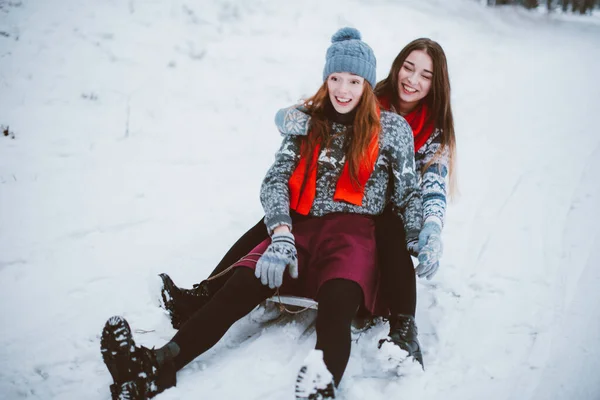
[289, 107, 381, 215]
[377, 94, 434, 152]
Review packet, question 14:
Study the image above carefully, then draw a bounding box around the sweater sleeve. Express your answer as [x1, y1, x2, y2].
[387, 115, 423, 242]
[416, 130, 449, 227]
[260, 135, 302, 234]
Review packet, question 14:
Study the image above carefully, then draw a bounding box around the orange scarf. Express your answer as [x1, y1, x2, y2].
[377, 95, 434, 152]
[289, 107, 381, 215]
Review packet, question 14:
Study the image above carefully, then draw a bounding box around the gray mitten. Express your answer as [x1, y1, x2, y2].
[274, 106, 310, 136]
[255, 232, 299, 289]
[415, 220, 443, 280]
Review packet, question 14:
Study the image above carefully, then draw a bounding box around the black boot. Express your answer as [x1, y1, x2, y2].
[378, 314, 424, 368]
[158, 273, 212, 329]
[101, 316, 178, 399]
[295, 350, 336, 400]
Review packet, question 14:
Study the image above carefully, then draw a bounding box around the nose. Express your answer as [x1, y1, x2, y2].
[407, 72, 418, 85]
[338, 80, 350, 94]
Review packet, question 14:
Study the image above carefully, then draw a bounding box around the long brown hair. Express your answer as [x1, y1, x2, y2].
[300, 80, 380, 189]
[375, 38, 457, 197]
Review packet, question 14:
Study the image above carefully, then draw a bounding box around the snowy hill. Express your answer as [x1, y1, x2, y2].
[1, 0, 599, 399]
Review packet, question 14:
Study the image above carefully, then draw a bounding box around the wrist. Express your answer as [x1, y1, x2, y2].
[273, 225, 291, 235]
[424, 216, 443, 230]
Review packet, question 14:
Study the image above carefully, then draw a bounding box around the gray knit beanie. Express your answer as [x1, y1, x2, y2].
[323, 27, 377, 88]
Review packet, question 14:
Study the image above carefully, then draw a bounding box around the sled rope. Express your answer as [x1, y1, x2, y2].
[202, 253, 264, 281]
[272, 289, 315, 315]
[204, 255, 315, 315]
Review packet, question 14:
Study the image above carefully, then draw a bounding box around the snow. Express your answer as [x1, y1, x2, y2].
[1, 0, 600, 399]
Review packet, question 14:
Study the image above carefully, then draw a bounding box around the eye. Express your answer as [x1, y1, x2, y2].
[422, 75, 432, 80]
[351, 80, 360, 85]
[329, 76, 338, 82]
[403, 65, 413, 72]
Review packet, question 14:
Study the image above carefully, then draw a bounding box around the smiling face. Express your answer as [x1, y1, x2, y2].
[397, 50, 433, 114]
[327, 72, 365, 114]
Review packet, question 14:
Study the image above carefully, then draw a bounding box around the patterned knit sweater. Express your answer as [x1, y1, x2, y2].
[275, 106, 448, 228]
[416, 129, 449, 227]
[261, 110, 423, 242]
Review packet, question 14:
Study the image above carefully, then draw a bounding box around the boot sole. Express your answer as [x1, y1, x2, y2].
[295, 363, 336, 399]
[101, 316, 137, 385]
[158, 273, 188, 330]
[110, 381, 144, 400]
[378, 338, 425, 369]
[158, 273, 177, 313]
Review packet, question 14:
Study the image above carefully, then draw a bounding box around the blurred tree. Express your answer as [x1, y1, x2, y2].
[583, 0, 596, 12]
[523, 0, 539, 8]
[486, 0, 596, 12]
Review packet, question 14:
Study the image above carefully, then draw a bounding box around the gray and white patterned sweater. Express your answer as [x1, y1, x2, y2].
[417, 129, 448, 227]
[275, 106, 448, 228]
[261, 110, 423, 242]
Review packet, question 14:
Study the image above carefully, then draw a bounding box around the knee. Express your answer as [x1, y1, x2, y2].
[317, 279, 362, 320]
[216, 267, 273, 304]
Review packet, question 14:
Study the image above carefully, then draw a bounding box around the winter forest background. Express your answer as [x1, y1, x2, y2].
[1, 0, 600, 399]
[487, 0, 599, 13]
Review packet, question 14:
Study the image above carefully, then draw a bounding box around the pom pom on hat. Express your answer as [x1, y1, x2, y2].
[323, 27, 376, 88]
[331, 27, 362, 42]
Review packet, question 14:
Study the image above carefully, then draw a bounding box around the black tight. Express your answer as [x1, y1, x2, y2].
[374, 206, 416, 316]
[316, 279, 363, 386]
[171, 267, 275, 370]
[170, 268, 361, 386]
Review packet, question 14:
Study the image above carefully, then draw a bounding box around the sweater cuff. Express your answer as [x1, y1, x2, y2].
[424, 216, 443, 229]
[405, 226, 421, 243]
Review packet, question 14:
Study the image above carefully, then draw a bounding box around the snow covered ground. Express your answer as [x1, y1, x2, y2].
[1, 0, 599, 399]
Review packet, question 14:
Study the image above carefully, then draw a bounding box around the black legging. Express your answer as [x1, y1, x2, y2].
[203, 206, 416, 317]
[171, 267, 275, 370]
[374, 206, 417, 316]
[170, 268, 361, 386]
[316, 279, 363, 386]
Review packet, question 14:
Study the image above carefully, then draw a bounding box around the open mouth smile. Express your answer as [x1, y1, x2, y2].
[401, 83, 418, 94]
[334, 96, 352, 106]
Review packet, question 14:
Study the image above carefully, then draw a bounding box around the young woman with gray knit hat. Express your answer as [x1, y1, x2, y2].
[99, 27, 422, 399]
[157, 36, 456, 372]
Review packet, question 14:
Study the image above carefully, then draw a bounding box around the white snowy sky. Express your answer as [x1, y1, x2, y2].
[1, 0, 599, 399]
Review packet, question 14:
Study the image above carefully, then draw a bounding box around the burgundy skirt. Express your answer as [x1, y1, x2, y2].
[235, 213, 383, 314]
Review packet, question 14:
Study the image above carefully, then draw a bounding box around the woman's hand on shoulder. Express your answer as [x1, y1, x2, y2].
[274, 104, 311, 137]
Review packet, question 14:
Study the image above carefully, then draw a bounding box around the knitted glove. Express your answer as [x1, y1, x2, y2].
[415, 220, 443, 280]
[255, 232, 299, 289]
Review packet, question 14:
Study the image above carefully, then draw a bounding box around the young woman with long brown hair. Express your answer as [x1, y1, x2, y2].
[158, 36, 456, 371]
[99, 28, 421, 400]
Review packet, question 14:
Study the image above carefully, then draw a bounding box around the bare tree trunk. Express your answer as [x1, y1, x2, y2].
[523, 0, 539, 8]
[583, 0, 594, 12]
[547, 0, 553, 11]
